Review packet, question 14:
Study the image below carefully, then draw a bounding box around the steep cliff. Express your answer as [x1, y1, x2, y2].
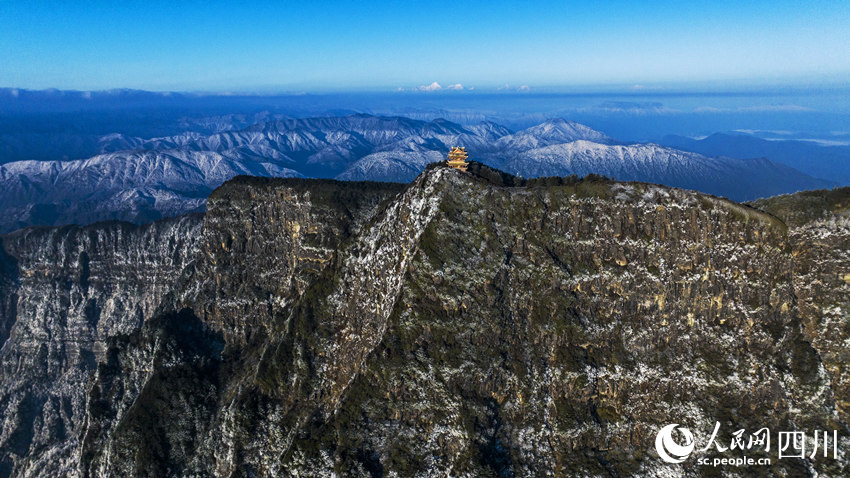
[0, 216, 203, 477]
[2, 168, 849, 476]
[70, 166, 848, 476]
[173, 177, 406, 345]
[751, 188, 850, 421]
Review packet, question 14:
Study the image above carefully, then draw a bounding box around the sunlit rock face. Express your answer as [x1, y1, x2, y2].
[751, 188, 850, 422]
[2, 166, 849, 477]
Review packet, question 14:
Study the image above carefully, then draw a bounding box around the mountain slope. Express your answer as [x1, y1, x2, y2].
[0, 115, 833, 232]
[0, 166, 848, 475]
[494, 117, 617, 149]
[0, 216, 204, 477]
[0, 151, 301, 231]
[2, 165, 843, 476]
[751, 188, 850, 421]
[503, 141, 834, 201]
[660, 133, 850, 184]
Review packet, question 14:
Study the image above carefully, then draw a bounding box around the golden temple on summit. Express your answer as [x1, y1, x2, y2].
[447, 146, 469, 171]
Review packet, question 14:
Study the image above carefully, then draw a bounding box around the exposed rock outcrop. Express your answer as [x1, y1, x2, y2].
[2, 168, 849, 477]
[752, 188, 850, 421]
[0, 216, 203, 477]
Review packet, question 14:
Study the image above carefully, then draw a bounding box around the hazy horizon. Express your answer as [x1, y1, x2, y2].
[2, 85, 849, 145]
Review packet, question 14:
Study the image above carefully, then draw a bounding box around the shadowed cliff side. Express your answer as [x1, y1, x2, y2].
[176, 177, 406, 345]
[79, 165, 848, 477]
[0, 216, 204, 478]
[79, 177, 407, 477]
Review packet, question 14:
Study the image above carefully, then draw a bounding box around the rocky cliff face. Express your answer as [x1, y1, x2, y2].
[172, 177, 406, 345]
[0, 216, 203, 477]
[2, 167, 849, 477]
[751, 188, 850, 421]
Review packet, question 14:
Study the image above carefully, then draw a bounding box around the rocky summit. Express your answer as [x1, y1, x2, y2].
[0, 164, 848, 477]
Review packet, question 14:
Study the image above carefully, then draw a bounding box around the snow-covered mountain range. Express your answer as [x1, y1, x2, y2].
[0, 114, 832, 232]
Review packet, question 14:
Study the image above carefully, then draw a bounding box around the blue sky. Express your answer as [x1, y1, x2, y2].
[1, 1, 849, 92]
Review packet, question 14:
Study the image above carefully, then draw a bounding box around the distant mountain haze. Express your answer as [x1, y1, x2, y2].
[660, 133, 850, 184]
[0, 114, 833, 232]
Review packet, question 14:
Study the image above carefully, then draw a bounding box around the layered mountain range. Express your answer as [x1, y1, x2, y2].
[0, 115, 832, 233]
[0, 164, 848, 477]
[661, 133, 850, 185]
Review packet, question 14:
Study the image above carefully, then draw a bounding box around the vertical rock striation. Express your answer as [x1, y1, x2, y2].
[751, 188, 850, 422]
[80, 167, 849, 476]
[2, 168, 850, 477]
[173, 177, 406, 345]
[0, 216, 203, 477]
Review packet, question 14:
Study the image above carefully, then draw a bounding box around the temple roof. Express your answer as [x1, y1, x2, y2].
[447, 146, 469, 171]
